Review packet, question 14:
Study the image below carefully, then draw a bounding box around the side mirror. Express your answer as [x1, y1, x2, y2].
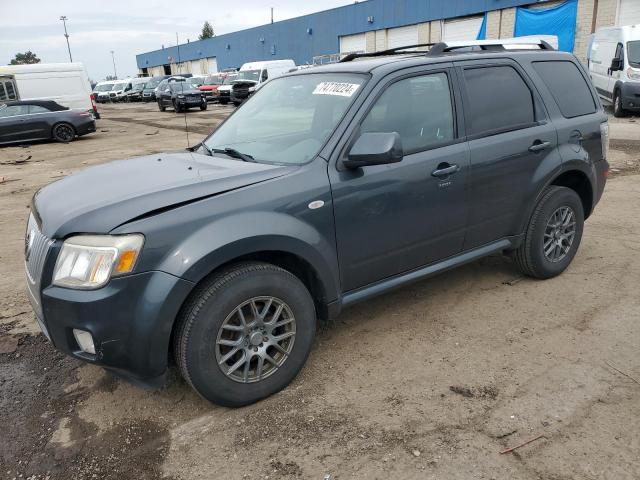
[610, 58, 623, 71]
[343, 132, 403, 169]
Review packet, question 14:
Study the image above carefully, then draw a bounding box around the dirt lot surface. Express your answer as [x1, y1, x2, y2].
[1, 102, 639, 479]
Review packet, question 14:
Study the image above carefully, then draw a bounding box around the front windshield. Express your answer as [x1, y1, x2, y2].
[628, 41, 640, 67]
[111, 83, 125, 90]
[204, 73, 366, 165]
[170, 83, 192, 92]
[95, 84, 114, 92]
[222, 75, 237, 85]
[132, 82, 146, 91]
[205, 75, 223, 85]
[236, 70, 260, 82]
[145, 78, 161, 89]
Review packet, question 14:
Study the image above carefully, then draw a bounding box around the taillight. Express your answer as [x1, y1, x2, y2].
[90, 95, 98, 114]
[600, 122, 609, 160]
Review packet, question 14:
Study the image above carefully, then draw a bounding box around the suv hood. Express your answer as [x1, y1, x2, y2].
[33, 151, 296, 238]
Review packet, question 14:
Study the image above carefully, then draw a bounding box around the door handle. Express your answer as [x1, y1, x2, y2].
[431, 163, 460, 178]
[528, 140, 551, 153]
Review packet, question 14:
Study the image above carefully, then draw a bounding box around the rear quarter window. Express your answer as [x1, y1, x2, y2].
[532, 61, 597, 118]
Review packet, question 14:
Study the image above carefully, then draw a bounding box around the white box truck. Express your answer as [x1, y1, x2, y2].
[230, 59, 296, 105]
[0, 62, 99, 118]
[588, 24, 640, 117]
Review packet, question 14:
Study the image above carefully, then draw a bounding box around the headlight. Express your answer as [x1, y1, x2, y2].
[627, 68, 640, 81]
[177, 94, 185, 99]
[248, 86, 256, 92]
[53, 234, 144, 289]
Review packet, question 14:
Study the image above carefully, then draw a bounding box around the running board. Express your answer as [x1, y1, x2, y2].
[340, 239, 513, 308]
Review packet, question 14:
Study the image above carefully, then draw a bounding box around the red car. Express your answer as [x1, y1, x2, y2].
[199, 73, 237, 103]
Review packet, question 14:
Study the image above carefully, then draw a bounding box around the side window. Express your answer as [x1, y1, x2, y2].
[29, 105, 50, 114]
[361, 72, 455, 153]
[0, 83, 6, 101]
[4, 81, 17, 100]
[261, 70, 269, 82]
[0, 105, 28, 118]
[463, 66, 535, 136]
[614, 42, 624, 61]
[533, 61, 596, 118]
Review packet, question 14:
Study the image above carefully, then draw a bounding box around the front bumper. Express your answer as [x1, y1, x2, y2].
[34, 270, 194, 387]
[620, 81, 640, 111]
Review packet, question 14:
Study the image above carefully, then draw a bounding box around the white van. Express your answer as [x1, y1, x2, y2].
[588, 25, 640, 117]
[94, 80, 116, 103]
[0, 62, 99, 118]
[230, 59, 296, 105]
[109, 79, 132, 103]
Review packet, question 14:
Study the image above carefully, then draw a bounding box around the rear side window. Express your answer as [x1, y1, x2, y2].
[533, 61, 596, 118]
[29, 105, 50, 114]
[462, 66, 535, 136]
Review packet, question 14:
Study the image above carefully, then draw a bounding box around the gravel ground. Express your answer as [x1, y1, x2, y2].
[1, 102, 639, 479]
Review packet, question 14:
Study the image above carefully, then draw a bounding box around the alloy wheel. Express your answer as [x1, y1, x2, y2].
[215, 296, 296, 383]
[54, 124, 74, 142]
[543, 206, 576, 263]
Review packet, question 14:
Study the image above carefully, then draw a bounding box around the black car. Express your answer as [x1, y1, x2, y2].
[25, 40, 608, 407]
[0, 100, 96, 145]
[141, 76, 165, 102]
[157, 83, 207, 112]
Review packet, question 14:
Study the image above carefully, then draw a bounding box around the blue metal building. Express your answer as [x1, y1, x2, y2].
[135, 0, 569, 75]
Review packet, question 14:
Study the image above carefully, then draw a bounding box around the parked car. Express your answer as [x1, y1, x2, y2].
[142, 76, 165, 102]
[0, 62, 99, 118]
[122, 78, 150, 102]
[94, 81, 116, 104]
[187, 76, 206, 88]
[157, 82, 207, 112]
[199, 73, 236, 102]
[0, 100, 95, 145]
[588, 24, 640, 117]
[230, 59, 296, 105]
[24, 39, 608, 407]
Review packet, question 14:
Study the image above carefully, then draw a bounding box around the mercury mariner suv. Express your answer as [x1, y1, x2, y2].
[25, 39, 609, 407]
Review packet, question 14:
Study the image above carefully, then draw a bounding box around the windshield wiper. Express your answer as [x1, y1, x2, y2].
[211, 147, 255, 162]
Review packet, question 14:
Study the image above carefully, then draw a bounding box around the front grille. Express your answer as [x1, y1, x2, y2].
[25, 214, 52, 285]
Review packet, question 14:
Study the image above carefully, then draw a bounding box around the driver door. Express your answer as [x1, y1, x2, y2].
[329, 66, 469, 292]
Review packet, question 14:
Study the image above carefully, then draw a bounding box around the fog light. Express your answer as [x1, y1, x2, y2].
[73, 329, 96, 355]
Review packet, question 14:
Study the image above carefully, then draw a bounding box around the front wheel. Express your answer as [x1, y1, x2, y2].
[174, 262, 316, 407]
[200, 101, 207, 111]
[513, 186, 584, 279]
[173, 101, 181, 113]
[613, 90, 627, 118]
[158, 101, 166, 112]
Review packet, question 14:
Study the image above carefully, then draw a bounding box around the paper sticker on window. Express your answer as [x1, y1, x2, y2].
[313, 82, 360, 97]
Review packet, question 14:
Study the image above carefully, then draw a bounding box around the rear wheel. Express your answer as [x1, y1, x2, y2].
[158, 101, 166, 112]
[613, 90, 627, 118]
[174, 262, 316, 407]
[513, 186, 584, 279]
[52, 122, 76, 143]
[173, 100, 182, 113]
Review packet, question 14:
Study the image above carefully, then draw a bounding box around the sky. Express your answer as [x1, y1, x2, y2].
[0, 0, 352, 81]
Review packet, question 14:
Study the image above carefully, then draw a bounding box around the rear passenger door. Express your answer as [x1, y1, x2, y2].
[455, 60, 559, 249]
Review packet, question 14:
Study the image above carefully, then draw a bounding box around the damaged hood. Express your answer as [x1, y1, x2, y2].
[34, 151, 295, 238]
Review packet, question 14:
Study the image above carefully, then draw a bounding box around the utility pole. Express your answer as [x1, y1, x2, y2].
[60, 16, 73, 62]
[271, 7, 274, 23]
[110, 50, 117, 79]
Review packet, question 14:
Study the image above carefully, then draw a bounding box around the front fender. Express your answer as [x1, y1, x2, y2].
[158, 211, 340, 302]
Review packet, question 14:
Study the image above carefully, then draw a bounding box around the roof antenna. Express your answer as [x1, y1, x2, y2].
[176, 32, 190, 149]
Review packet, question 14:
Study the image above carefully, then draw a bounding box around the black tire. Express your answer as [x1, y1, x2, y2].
[173, 101, 182, 113]
[219, 99, 228, 105]
[613, 90, 627, 118]
[513, 186, 584, 279]
[233, 101, 241, 107]
[200, 102, 207, 111]
[158, 101, 166, 112]
[52, 122, 76, 143]
[174, 262, 316, 407]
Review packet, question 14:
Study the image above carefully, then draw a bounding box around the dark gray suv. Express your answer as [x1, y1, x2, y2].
[25, 41, 609, 406]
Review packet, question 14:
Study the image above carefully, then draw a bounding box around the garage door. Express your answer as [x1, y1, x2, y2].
[618, 0, 640, 26]
[387, 25, 418, 49]
[443, 16, 484, 42]
[340, 33, 366, 54]
[206, 57, 218, 74]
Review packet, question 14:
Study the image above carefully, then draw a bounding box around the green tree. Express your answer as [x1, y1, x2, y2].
[199, 21, 215, 40]
[10, 51, 41, 65]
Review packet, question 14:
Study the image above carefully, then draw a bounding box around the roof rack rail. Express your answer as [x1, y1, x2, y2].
[340, 43, 435, 62]
[428, 38, 556, 55]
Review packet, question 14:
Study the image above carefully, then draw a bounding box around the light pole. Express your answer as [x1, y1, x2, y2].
[59, 16, 73, 62]
[110, 50, 117, 79]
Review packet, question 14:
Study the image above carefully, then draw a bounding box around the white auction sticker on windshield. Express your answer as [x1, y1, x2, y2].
[313, 82, 360, 97]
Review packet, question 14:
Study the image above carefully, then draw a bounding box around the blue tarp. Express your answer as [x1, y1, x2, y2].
[514, 0, 578, 52]
[477, 14, 487, 40]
